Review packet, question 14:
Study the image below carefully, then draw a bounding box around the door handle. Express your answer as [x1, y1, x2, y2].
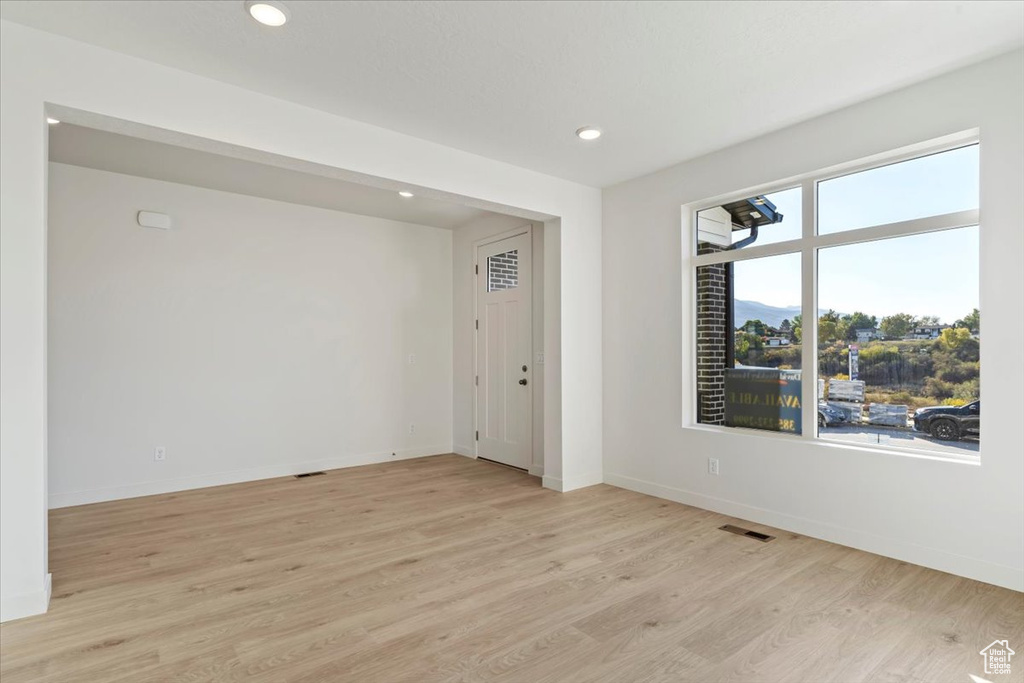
[519, 379, 528, 386]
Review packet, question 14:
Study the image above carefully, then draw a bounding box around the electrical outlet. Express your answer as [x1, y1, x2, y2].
[536, 352, 545, 364]
[708, 457, 719, 475]
[408, 354, 416, 364]
[155, 446, 166, 462]
[408, 423, 415, 435]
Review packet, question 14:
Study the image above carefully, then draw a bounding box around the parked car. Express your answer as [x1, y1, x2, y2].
[913, 400, 980, 441]
[818, 403, 847, 429]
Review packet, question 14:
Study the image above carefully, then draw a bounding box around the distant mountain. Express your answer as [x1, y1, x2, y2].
[734, 300, 803, 329]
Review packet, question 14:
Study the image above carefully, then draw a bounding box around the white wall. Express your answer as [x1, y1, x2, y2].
[1, 20, 602, 621]
[47, 163, 452, 507]
[452, 214, 545, 474]
[603, 50, 1024, 591]
[542, 219, 563, 486]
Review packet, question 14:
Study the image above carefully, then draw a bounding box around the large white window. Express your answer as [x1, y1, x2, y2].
[691, 138, 980, 459]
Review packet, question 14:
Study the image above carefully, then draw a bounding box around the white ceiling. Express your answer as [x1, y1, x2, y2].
[49, 123, 493, 230]
[5, 1, 1024, 187]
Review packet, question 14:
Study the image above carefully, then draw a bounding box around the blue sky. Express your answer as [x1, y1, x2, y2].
[727, 145, 979, 325]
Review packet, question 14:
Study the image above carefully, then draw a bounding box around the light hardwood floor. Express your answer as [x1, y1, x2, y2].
[1, 454, 1021, 682]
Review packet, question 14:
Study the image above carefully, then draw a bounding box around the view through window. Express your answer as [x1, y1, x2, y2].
[693, 143, 979, 457]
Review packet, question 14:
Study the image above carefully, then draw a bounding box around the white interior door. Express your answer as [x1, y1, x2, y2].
[476, 231, 532, 469]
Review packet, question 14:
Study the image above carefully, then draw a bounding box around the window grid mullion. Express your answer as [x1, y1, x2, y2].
[692, 209, 979, 268]
[801, 179, 817, 439]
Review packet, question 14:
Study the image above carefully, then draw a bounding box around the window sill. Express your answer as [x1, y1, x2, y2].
[681, 423, 981, 466]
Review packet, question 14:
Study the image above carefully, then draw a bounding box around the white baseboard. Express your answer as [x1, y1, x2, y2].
[0, 573, 51, 623]
[528, 464, 544, 478]
[564, 470, 603, 491]
[49, 446, 452, 509]
[604, 471, 1024, 593]
[542, 475, 563, 491]
[542, 470, 603, 492]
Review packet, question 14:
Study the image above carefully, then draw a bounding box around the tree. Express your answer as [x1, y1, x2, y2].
[937, 327, 972, 353]
[780, 319, 791, 332]
[953, 378, 980, 402]
[954, 308, 980, 334]
[790, 314, 802, 343]
[815, 309, 844, 341]
[738, 319, 767, 336]
[836, 319, 851, 342]
[879, 312, 915, 340]
[734, 334, 750, 359]
[842, 311, 878, 340]
[918, 315, 940, 327]
[818, 318, 839, 342]
[858, 344, 903, 384]
[964, 308, 980, 333]
[734, 331, 762, 360]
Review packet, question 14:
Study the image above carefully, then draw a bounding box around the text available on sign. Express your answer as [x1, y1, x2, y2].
[724, 368, 802, 434]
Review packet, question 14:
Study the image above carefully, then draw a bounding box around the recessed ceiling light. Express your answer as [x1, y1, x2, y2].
[575, 126, 601, 141]
[398, 191, 414, 198]
[245, 1, 289, 27]
[47, 117, 60, 125]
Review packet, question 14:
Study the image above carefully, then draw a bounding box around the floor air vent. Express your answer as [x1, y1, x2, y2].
[719, 524, 775, 542]
[294, 471, 326, 479]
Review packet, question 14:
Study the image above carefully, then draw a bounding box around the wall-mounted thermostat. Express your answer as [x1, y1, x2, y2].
[137, 211, 172, 230]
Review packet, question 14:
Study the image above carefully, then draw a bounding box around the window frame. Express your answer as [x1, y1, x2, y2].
[684, 130, 981, 463]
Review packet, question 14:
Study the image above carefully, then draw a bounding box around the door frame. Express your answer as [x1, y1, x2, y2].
[472, 223, 534, 465]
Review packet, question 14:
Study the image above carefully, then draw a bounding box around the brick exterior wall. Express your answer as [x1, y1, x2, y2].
[697, 243, 728, 424]
[488, 250, 518, 291]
